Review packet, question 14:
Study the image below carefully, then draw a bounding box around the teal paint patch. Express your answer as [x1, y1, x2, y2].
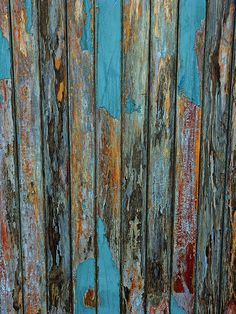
[178, 0, 205, 105]
[0, 29, 11, 79]
[81, 0, 93, 52]
[96, 0, 121, 119]
[75, 258, 96, 313]
[171, 295, 186, 314]
[97, 217, 120, 314]
[24, 0, 32, 33]
[126, 95, 141, 114]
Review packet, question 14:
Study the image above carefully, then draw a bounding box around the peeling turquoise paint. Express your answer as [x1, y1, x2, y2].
[97, 217, 119, 314]
[126, 95, 141, 114]
[76, 258, 96, 313]
[0, 29, 11, 80]
[171, 295, 186, 314]
[178, 0, 205, 105]
[96, 0, 121, 119]
[24, 0, 32, 33]
[81, 0, 93, 52]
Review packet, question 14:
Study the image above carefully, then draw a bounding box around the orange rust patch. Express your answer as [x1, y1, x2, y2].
[83, 288, 96, 307]
[123, 1, 142, 52]
[54, 57, 61, 70]
[57, 81, 64, 102]
[1, 222, 9, 258]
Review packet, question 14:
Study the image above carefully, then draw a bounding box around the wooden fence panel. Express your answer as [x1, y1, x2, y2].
[196, 0, 236, 312]
[121, 1, 150, 312]
[96, 0, 121, 313]
[146, 0, 178, 312]
[10, 0, 47, 312]
[67, 0, 96, 313]
[0, 1, 23, 312]
[220, 16, 236, 313]
[38, 0, 72, 312]
[171, 0, 206, 312]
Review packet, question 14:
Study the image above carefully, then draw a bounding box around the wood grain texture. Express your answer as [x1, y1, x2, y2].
[38, 0, 71, 312]
[146, 0, 178, 312]
[96, 0, 121, 312]
[67, 0, 96, 312]
[171, 0, 206, 312]
[121, 1, 150, 313]
[10, 0, 47, 312]
[0, 1, 22, 312]
[220, 20, 236, 313]
[195, 0, 236, 312]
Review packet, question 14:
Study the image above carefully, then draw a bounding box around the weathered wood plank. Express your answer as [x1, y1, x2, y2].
[171, 0, 206, 312]
[220, 19, 236, 313]
[38, 0, 71, 312]
[67, 0, 96, 312]
[121, 1, 149, 312]
[195, 0, 235, 312]
[146, 0, 178, 312]
[0, 1, 23, 312]
[96, 0, 121, 312]
[10, 0, 47, 312]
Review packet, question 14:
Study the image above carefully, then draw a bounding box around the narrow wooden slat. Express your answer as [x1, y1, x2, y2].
[146, 0, 178, 312]
[171, 0, 206, 312]
[38, 0, 71, 311]
[195, 0, 235, 312]
[220, 18, 236, 313]
[67, 0, 96, 312]
[10, 0, 46, 312]
[0, 1, 22, 312]
[121, 1, 149, 312]
[96, 0, 121, 312]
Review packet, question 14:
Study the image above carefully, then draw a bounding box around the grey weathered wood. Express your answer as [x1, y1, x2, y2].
[10, 0, 47, 312]
[121, 1, 150, 313]
[38, 0, 72, 311]
[146, 0, 178, 312]
[195, 0, 235, 312]
[0, 1, 23, 312]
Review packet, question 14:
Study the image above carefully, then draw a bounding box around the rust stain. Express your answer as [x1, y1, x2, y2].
[83, 288, 96, 307]
[99, 111, 120, 216]
[54, 57, 61, 70]
[123, 0, 142, 52]
[1, 222, 9, 259]
[57, 81, 64, 102]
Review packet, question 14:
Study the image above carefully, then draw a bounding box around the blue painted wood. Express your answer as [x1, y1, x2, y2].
[96, 0, 121, 313]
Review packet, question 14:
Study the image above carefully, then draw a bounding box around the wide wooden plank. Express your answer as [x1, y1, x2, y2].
[38, 0, 71, 312]
[67, 0, 96, 312]
[220, 19, 236, 313]
[146, 0, 178, 312]
[0, 1, 23, 312]
[10, 0, 47, 312]
[171, 0, 206, 312]
[195, 0, 235, 312]
[96, 0, 121, 312]
[121, 1, 149, 312]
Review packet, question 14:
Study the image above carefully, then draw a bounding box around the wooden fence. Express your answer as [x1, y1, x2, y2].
[0, 0, 235, 313]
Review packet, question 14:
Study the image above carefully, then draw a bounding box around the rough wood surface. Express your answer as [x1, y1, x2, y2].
[10, 0, 47, 312]
[67, 0, 96, 312]
[0, 1, 22, 312]
[38, 0, 71, 312]
[1, 2, 236, 313]
[195, 1, 235, 312]
[171, 0, 206, 312]
[220, 18, 236, 313]
[96, 0, 121, 312]
[146, 0, 178, 312]
[121, 1, 150, 313]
